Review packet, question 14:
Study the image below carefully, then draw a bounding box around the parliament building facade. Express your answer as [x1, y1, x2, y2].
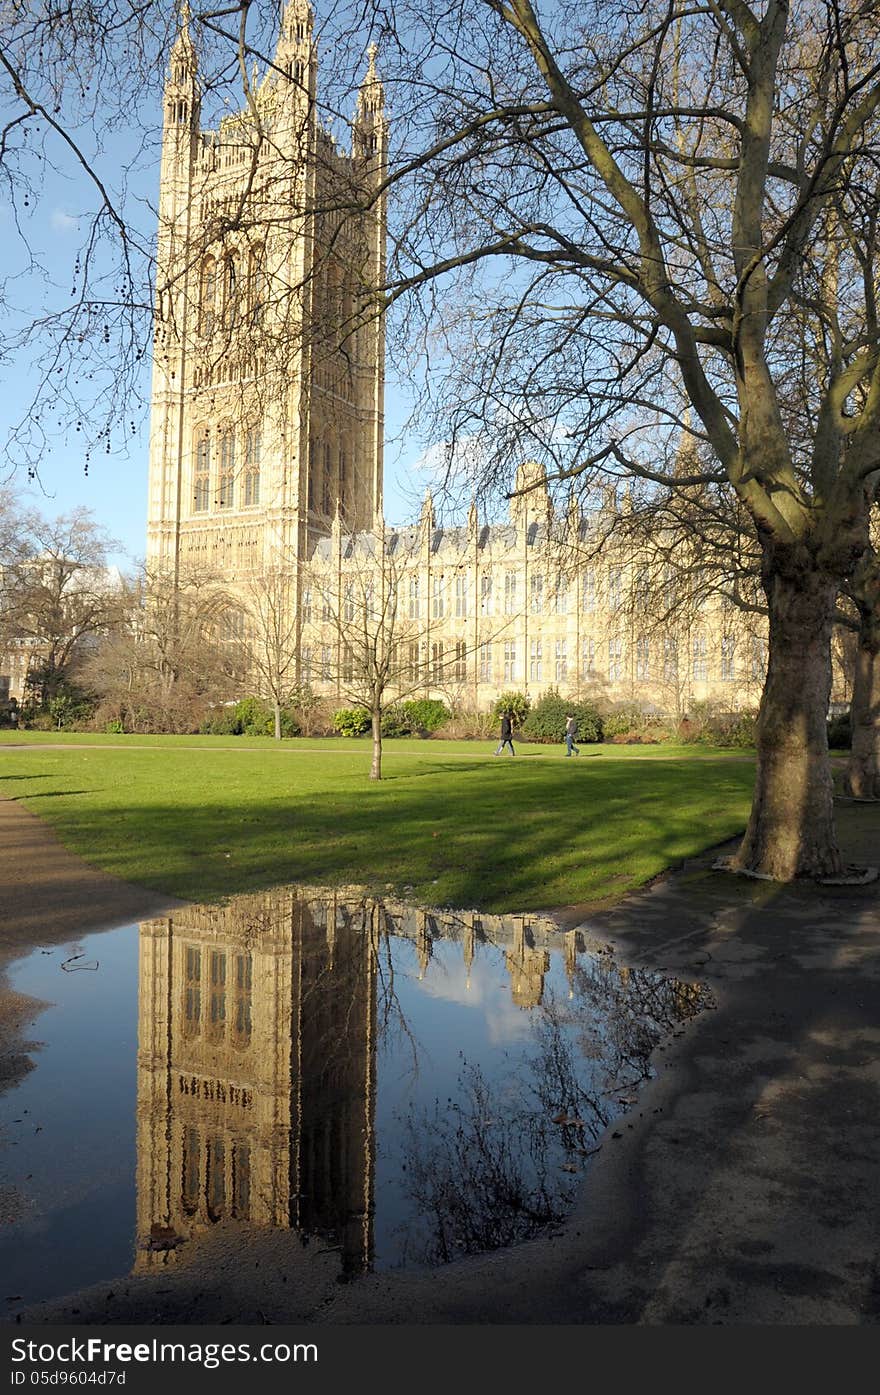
[146, 2, 812, 719]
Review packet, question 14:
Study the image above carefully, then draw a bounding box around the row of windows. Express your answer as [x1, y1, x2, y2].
[193, 429, 261, 514]
[199, 248, 266, 338]
[301, 641, 470, 685]
[183, 945, 253, 1045]
[307, 440, 355, 517]
[307, 566, 736, 623]
[300, 636, 767, 686]
[181, 1127, 250, 1222]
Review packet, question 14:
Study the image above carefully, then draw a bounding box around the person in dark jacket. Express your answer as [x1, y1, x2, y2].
[494, 711, 516, 756]
[564, 714, 580, 757]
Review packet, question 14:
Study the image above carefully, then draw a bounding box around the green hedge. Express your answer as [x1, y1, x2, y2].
[521, 688, 604, 744]
[401, 698, 449, 735]
[201, 696, 301, 737]
[333, 706, 372, 737]
[332, 700, 451, 738]
[491, 691, 531, 728]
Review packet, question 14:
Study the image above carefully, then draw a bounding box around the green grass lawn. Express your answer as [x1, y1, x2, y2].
[0, 733, 756, 911]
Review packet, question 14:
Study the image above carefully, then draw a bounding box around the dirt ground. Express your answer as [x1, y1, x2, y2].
[3, 793, 880, 1326]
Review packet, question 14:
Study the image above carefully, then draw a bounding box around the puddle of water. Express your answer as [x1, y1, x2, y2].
[0, 887, 710, 1309]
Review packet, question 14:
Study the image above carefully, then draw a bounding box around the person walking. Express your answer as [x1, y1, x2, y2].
[564, 713, 580, 757]
[494, 710, 516, 756]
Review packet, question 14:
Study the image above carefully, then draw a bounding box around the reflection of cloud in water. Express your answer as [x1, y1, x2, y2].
[1, 881, 713, 1306]
[417, 949, 535, 1047]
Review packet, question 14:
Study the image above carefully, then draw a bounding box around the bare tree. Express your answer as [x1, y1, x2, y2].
[240, 567, 301, 739]
[354, 0, 880, 879]
[0, 506, 125, 705]
[303, 524, 492, 779]
[842, 515, 880, 799]
[81, 560, 243, 730]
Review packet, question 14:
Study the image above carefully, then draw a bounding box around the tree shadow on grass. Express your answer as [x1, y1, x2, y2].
[23, 789, 93, 799]
[34, 756, 756, 912]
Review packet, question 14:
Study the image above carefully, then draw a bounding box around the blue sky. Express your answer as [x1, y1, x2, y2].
[0, 43, 435, 571]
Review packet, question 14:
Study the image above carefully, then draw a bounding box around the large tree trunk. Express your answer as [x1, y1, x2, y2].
[844, 601, 880, 801]
[370, 708, 382, 781]
[733, 561, 843, 880]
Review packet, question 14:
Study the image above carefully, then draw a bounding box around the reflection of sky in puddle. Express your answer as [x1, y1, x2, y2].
[0, 888, 710, 1310]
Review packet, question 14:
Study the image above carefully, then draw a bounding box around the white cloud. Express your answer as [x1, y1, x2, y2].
[410, 434, 488, 481]
[50, 209, 79, 233]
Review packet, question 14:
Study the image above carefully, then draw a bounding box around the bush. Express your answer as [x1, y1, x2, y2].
[381, 706, 410, 738]
[200, 705, 244, 736]
[437, 707, 497, 740]
[521, 687, 604, 744]
[333, 706, 371, 737]
[491, 691, 531, 728]
[104, 719, 125, 734]
[675, 702, 757, 748]
[400, 697, 449, 736]
[827, 711, 851, 749]
[199, 696, 301, 738]
[602, 707, 646, 739]
[24, 711, 55, 731]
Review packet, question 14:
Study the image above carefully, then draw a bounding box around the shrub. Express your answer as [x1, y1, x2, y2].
[200, 705, 244, 736]
[521, 687, 604, 744]
[199, 696, 301, 738]
[104, 719, 125, 734]
[333, 706, 371, 737]
[437, 707, 497, 740]
[719, 713, 757, 748]
[827, 711, 851, 749]
[672, 703, 757, 748]
[381, 706, 410, 738]
[491, 691, 531, 728]
[401, 698, 449, 735]
[25, 711, 55, 731]
[289, 685, 324, 737]
[602, 707, 646, 739]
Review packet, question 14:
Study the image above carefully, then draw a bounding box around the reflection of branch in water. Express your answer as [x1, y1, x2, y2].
[567, 958, 712, 1087]
[397, 1058, 578, 1266]
[395, 959, 713, 1267]
[373, 922, 421, 1082]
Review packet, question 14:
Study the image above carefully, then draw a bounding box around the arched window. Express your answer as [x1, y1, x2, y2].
[199, 257, 216, 337]
[232, 953, 252, 1049]
[193, 433, 210, 513]
[221, 255, 238, 329]
[206, 1137, 225, 1221]
[244, 428, 261, 507]
[321, 442, 332, 514]
[247, 245, 264, 325]
[218, 429, 235, 509]
[338, 445, 348, 517]
[182, 1126, 200, 1215]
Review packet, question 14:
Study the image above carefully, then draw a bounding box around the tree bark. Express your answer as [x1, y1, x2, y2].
[273, 699, 281, 741]
[733, 560, 843, 880]
[370, 707, 382, 781]
[844, 603, 880, 801]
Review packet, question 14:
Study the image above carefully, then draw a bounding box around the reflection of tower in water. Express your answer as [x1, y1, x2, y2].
[135, 889, 377, 1275]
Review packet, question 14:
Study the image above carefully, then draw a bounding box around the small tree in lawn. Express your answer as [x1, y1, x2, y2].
[306, 526, 492, 780]
[306, 532, 426, 780]
[242, 567, 299, 741]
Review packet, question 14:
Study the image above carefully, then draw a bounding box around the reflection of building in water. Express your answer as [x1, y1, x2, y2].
[135, 889, 377, 1274]
[504, 917, 551, 1009]
[390, 906, 560, 1007]
[135, 886, 662, 1275]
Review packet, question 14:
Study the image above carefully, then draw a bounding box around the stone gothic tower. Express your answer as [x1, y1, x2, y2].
[146, 1, 387, 587]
